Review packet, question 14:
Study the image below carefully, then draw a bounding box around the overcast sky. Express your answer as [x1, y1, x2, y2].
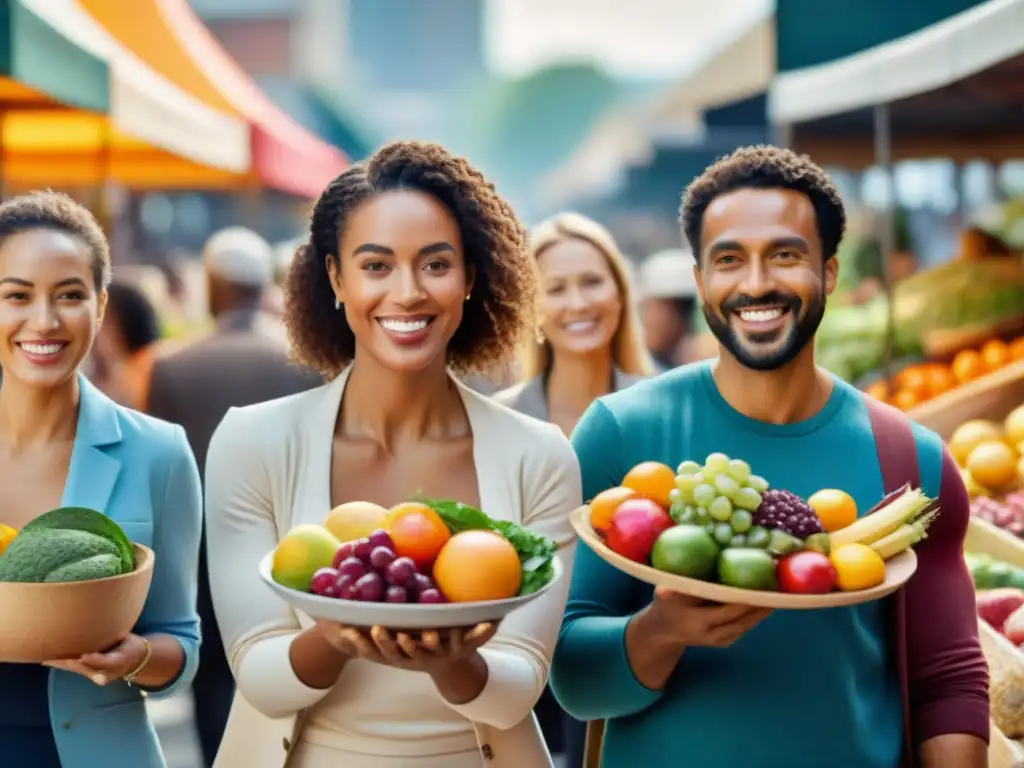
[484, 0, 772, 79]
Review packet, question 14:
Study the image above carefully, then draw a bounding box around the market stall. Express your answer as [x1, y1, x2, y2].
[81, 0, 348, 198]
[5, 0, 250, 190]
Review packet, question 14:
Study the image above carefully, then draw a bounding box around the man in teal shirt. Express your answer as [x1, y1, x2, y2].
[550, 146, 988, 768]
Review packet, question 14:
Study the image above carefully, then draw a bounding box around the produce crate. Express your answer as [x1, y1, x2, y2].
[978, 619, 1024, 767]
[967, 517, 1024, 568]
[907, 359, 1024, 438]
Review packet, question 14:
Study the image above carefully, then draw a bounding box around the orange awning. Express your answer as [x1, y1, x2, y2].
[80, 0, 349, 199]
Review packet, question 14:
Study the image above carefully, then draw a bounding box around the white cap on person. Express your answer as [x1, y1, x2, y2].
[639, 249, 698, 300]
[203, 227, 274, 287]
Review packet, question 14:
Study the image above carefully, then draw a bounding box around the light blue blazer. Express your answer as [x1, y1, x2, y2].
[47, 376, 202, 768]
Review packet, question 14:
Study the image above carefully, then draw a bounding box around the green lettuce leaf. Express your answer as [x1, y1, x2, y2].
[415, 496, 558, 595]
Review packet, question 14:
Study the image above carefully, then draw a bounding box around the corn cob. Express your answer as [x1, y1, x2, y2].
[829, 486, 934, 549]
[869, 509, 939, 560]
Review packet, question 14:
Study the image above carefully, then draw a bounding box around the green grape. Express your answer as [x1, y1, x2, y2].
[748, 475, 769, 493]
[676, 460, 701, 476]
[730, 509, 753, 533]
[746, 526, 771, 548]
[695, 507, 710, 525]
[669, 488, 683, 506]
[674, 473, 704, 500]
[714, 474, 740, 497]
[678, 505, 698, 524]
[709, 495, 733, 522]
[704, 453, 729, 473]
[713, 522, 734, 546]
[733, 487, 763, 512]
[729, 534, 747, 548]
[726, 459, 751, 484]
[705, 521, 717, 535]
[693, 483, 716, 508]
[668, 499, 687, 523]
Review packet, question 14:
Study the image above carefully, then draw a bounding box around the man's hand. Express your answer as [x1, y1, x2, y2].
[625, 587, 772, 690]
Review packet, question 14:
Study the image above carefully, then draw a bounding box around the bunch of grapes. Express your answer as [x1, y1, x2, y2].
[309, 529, 447, 604]
[669, 453, 771, 549]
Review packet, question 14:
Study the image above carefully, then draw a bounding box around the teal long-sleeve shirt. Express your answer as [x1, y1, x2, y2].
[550, 362, 947, 768]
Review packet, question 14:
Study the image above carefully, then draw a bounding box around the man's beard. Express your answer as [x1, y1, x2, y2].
[703, 290, 826, 372]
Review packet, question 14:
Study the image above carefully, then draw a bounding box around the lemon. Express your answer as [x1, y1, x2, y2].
[949, 420, 1004, 466]
[323, 501, 388, 543]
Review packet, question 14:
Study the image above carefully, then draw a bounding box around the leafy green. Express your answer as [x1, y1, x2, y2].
[416, 496, 558, 596]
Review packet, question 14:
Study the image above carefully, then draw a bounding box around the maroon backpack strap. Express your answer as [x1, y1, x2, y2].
[862, 394, 919, 768]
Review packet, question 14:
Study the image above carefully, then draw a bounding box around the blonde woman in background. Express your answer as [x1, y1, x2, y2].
[495, 212, 651, 768]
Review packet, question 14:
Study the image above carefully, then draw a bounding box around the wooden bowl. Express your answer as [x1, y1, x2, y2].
[0, 543, 155, 662]
[571, 506, 917, 609]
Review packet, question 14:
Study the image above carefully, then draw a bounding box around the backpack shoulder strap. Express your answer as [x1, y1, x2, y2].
[862, 394, 921, 491]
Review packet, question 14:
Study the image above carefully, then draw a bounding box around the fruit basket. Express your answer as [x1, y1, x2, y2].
[0, 508, 154, 663]
[262, 498, 563, 629]
[574, 454, 936, 610]
[571, 506, 916, 609]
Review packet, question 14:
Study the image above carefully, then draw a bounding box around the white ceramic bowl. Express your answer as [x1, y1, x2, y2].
[259, 551, 562, 629]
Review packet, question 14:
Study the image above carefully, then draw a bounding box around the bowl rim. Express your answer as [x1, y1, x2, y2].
[0, 542, 153, 587]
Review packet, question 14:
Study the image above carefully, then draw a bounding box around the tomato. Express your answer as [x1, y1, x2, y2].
[383, 503, 451, 570]
[776, 551, 837, 594]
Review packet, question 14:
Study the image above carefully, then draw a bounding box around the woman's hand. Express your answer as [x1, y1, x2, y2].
[317, 621, 498, 673]
[43, 634, 149, 686]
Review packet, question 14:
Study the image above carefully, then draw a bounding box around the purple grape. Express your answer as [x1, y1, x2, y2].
[417, 588, 445, 604]
[310, 568, 340, 596]
[352, 538, 372, 560]
[354, 572, 384, 602]
[334, 573, 355, 596]
[385, 585, 408, 603]
[331, 541, 355, 568]
[384, 557, 416, 587]
[336, 556, 367, 581]
[368, 529, 394, 551]
[369, 546, 396, 572]
[409, 572, 435, 595]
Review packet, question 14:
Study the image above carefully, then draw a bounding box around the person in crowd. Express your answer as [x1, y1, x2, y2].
[494, 212, 650, 767]
[146, 226, 323, 768]
[636, 248, 700, 371]
[204, 141, 582, 768]
[0, 191, 202, 767]
[550, 146, 988, 768]
[89, 279, 171, 410]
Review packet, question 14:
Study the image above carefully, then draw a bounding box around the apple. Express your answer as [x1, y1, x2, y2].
[606, 499, 673, 563]
[977, 587, 1024, 631]
[776, 551, 837, 594]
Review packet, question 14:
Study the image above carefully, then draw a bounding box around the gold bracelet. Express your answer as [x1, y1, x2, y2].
[123, 637, 152, 687]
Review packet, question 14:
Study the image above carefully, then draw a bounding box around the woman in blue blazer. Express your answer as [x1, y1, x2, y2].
[0, 191, 202, 768]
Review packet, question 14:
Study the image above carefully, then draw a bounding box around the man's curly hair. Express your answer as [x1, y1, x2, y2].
[284, 141, 534, 378]
[680, 145, 846, 262]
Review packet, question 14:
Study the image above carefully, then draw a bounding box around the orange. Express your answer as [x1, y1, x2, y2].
[951, 349, 984, 384]
[863, 380, 890, 403]
[432, 530, 522, 602]
[807, 489, 858, 533]
[830, 543, 886, 591]
[925, 365, 955, 398]
[966, 441, 1018, 490]
[589, 486, 639, 534]
[893, 366, 929, 397]
[891, 389, 922, 412]
[1009, 336, 1024, 361]
[980, 339, 1011, 372]
[384, 502, 451, 570]
[621, 461, 676, 509]
[0, 524, 16, 556]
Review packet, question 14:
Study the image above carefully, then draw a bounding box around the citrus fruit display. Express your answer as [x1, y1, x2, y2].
[268, 496, 558, 607]
[581, 453, 937, 602]
[622, 461, 676, 509]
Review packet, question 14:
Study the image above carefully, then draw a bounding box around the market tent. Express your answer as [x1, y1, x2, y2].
[4, 0, 250, 189]
[81, 0, 348, 198]
[0, 0, 107, 112]
[768, 0, 1024, 165]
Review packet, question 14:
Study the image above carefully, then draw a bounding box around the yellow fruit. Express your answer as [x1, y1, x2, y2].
[0, 524, 16, 555]
[323, 501, 388, 543]
[960, 468, 989, 499]
[807, 489, 858, 533]
[949, 419, 1004, 466]
[1018, 454, 1024, 484]
[966, 441, 1018, 490]
[1006, 405, 1024, 446]
[830, 543, 886, 591]
[272, 524, 342, 591]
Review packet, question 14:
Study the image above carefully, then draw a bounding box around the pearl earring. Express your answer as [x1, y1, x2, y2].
[334, 298, 341, 310]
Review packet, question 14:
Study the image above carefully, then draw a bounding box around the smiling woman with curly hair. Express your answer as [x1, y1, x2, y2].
[205, 141, 582, 768]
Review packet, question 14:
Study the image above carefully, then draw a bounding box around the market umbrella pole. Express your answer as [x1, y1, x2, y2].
[874, 103, 896, 382]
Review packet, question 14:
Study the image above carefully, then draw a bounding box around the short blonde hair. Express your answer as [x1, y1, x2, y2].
[521, 212, 653, 379]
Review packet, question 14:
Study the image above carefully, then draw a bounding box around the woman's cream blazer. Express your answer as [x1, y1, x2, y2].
[205, 367, 583, 768]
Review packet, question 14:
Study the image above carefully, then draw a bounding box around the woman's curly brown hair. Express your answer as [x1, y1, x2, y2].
[284, 140, 534, 378]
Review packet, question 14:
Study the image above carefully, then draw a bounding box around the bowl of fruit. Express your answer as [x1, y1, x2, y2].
[571, 453, 933, 609]
[261, 497, 562, 628]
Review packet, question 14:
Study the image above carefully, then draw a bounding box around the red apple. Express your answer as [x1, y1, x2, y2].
[606, 498, 673, 563]
[776, 551, 837, 594]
